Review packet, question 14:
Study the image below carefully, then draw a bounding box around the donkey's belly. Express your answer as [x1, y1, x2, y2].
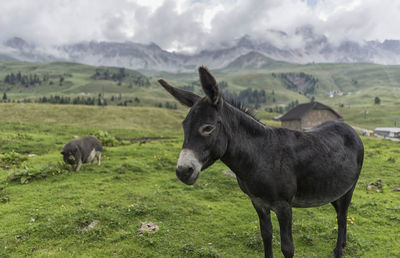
[291, 174, 357, 208]
[292, 194, 342, 208]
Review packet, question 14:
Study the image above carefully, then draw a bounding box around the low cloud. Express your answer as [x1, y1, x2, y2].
[0, 0, 399, 52]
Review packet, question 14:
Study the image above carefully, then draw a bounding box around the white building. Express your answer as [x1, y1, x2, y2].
[374, 127, 400, 138]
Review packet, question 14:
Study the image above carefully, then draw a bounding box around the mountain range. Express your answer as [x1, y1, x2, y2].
[2, 28, 400, 73]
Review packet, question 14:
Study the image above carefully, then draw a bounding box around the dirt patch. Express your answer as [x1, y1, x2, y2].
[367, 179, 384, 192]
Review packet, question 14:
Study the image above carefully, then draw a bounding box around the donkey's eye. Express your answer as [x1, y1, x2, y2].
[199, 124, 216, 136]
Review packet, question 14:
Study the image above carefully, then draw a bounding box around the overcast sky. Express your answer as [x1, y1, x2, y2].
[1, 0, 399, 53]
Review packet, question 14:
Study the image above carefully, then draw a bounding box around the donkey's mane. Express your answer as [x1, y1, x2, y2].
[224, 97, 260, 122]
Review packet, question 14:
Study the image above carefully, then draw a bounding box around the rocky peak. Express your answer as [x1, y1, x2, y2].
[4, 37, 31, 50]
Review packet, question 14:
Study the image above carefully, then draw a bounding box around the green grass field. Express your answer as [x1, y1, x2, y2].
[0, 103, 399, 257]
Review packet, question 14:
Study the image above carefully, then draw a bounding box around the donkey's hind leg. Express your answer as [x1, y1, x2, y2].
[331, 185, 356, 258]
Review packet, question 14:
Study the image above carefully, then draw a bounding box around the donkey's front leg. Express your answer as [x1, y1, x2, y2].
[274, 202, 294, 258]
[252, 201, 273, 258]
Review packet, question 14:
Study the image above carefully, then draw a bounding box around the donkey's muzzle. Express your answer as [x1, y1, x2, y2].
[176, 166, 197, 185]
[176, 148, 202, 185]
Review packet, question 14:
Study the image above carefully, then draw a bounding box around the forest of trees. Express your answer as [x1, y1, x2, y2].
[179, 80, 228, 93]
[35, 95, 99, 105]
[154, 101, 178, 109]
[266, 100, 299, 114]
[223, 88, 271, 109]
[92, 68, 150, 87]
[180, 80, 274, 109]
[2, 71, 72, 88]
[2, 68, 150, 89]
[4, 72, 48, 87]
[179, 85, 195, 92]
[0, 93, 141, 107]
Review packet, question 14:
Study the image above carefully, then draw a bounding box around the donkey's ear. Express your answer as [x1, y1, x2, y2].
[158, 79, 200, 107]
[199, 66, 220, 105]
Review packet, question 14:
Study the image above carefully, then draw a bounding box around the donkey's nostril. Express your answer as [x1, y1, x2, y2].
[176, 165, 184, 174]
[176, 166, 191, 174]
[186, 167, 194, 176]
[176, 166, 194, 180]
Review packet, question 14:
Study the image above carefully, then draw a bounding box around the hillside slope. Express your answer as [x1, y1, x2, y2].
[1, 60, 400, 115]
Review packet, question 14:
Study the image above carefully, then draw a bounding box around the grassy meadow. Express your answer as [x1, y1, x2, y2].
[2, 60, 400, 134]
[0, 103, 399, 257]
[2, 60, 400, 110]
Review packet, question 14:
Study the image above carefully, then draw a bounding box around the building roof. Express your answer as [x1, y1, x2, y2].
[374, 127, 400, 133]
[278, 101, 344, 121]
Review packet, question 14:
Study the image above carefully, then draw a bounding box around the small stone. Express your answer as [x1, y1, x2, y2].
[222, 170, 236, 178]
[82, 220, 99, 232]
[137, 222, 159, 235]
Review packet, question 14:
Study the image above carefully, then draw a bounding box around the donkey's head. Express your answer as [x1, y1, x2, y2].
[158, 66, 228, 185]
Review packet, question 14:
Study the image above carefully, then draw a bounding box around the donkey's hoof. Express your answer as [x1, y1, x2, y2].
[332, 248, 343, 258]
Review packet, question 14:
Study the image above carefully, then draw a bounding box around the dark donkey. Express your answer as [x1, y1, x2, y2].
[158, 66, 364, 258]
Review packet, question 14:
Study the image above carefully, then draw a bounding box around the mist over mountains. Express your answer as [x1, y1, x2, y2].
[2, 28, 400, 73]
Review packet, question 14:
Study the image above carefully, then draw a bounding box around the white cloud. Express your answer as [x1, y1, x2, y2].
[0, 0, 399, 52]
[313, 0, 400, 44]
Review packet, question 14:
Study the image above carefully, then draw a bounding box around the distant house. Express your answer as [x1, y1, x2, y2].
[277, 101, 344, 131]
[374, 127, 400, 138]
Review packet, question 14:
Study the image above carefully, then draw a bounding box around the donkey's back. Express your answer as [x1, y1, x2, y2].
[283, 120, 364, 207]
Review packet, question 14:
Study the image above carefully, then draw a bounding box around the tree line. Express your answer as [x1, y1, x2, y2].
[265, 100, 299, 114]
[154, 101, 178, 109]
[92, 68, 150, 87]
[3, 72, 71, 87]
[4, 72, 48, 87]
[181, 80, 276, 109]
[38, 95, 98, 105]
[0, 94, 142, 107]
[223, 88, 274, 109]
[179, 80, 228, 94]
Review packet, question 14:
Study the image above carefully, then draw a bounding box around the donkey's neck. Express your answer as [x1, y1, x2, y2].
[221, 102, 274, 179]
